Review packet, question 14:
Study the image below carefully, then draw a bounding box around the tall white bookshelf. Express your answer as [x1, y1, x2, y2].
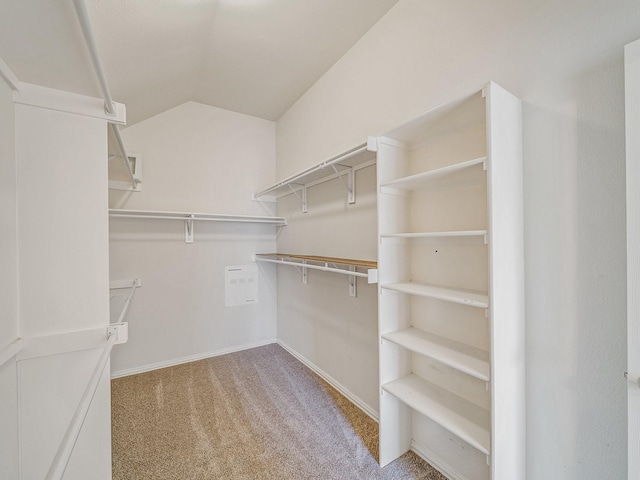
[376, 82, 524, 480]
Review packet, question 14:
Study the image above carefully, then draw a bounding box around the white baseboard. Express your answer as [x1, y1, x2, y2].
[411, 440, 468, 480]
[110, 338, 277, 379]
[277, 340, 379, 422]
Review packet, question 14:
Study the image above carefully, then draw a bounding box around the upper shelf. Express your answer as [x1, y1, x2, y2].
[380, 156, 486, 194]
[109, 209, 287, 243]
[253, 140, 377, 211]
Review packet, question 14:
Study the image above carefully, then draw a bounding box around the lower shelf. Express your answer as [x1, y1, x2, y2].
[381, 282, 489, 308]
[382, 374, 490, 455]
[382, 328, 490, 382]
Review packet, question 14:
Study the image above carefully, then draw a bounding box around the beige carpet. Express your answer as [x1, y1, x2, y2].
[111, 343, 447, 479]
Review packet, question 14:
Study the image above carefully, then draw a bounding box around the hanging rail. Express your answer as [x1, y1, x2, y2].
[72, 0, 137, 190]
[109, 209, 287, 243]
[44, 331, 118, 480]
[254, 253, 378, 297]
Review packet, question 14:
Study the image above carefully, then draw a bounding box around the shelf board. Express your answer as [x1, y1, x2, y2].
[382, 328, 490, 381]
[382, 374, 490, 455]
[380, 156, 486, 193]
[108, 209, 287, 225]
[254, 142, 376, 199]
[380, 230, 487, 242]
[381, 282, 489, 308]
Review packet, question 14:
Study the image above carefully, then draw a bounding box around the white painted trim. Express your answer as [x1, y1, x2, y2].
[0, 338, 23, 367]
[17, 328, 106, 362]
[626, 37, 640, 480]
[13, 83, 126, 124]
[411, 440, 467, 480]
[0, 57, 21, 91]
[277, 340, 379, 422]
[110, 339, 278, 379]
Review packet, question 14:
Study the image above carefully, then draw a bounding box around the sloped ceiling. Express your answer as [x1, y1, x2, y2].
[0, 0, 399, 125]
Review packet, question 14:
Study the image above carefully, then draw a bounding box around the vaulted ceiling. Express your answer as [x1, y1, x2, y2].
[0, 0, 399, 125]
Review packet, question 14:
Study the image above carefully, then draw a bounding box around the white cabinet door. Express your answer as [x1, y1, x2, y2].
[626, 37, 640, 480]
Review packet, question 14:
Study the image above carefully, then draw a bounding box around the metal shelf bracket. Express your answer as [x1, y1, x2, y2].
[185, 215, 194, 244]
[331, 164, 356, 205]
[348, 265, 357, 297]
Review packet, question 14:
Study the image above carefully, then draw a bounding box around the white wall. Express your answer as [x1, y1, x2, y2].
[109, 102, 279, 376]
[14, 92, 112, 479]
[276, 164, 379, 416]
[0, 67, 19, 480]
[276, 1, 636, 478]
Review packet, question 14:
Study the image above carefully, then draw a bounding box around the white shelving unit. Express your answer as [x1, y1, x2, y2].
[109, 208, 287, 243]
[253, 140, 377, 212]
[377, 82, 524, 480]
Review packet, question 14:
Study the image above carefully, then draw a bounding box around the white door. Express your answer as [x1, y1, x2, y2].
[626, 37, 640, 480]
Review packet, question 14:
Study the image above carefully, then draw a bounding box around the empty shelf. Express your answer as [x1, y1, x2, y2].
[109, 209, 287, 225]
[253, 142, 376, 199]
[382, 374, 490, 455]
[382, 328, 490, 381]
[380, 230, 487, 242]
[380, 156, 486, 193]
[381, 282, 489, 308]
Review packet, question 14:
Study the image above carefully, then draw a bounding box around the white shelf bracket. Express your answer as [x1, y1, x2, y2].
[302, 185, 308, 213]
[185, 215, 194, 244]
[302, 260, 308, 284]
[331, 164, 356, 205]
[348, 265, 357, 297]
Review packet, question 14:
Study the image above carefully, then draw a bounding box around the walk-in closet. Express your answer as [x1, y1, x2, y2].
[0, 1, 636, 480]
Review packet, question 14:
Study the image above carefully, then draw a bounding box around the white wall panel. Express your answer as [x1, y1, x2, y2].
[15, 95, 110, 479]
[16, 104, 109, 337]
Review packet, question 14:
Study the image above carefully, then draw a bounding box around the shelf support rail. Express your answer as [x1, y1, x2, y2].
[72, 0, 138, 191]
[44, 330, 118, 480]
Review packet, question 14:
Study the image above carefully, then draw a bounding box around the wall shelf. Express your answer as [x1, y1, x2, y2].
[254, 253, 377, 297]
[382, 374, 491, 455]
[380, 156, 486, 195]
[253, 140, 377, 212]
[380, 230, 488, 244]
[382, 328, 490, 381]
[109, 209, 287, 243]
[381, 282, 489, 308]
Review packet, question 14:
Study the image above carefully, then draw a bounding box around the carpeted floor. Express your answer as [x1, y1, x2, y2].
[111, 343, 447, 479]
